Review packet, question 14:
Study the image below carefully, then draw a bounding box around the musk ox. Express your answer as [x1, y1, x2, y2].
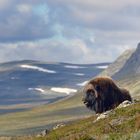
[82, 77, 132, 113]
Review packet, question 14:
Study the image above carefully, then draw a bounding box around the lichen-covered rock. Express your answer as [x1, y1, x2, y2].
[37, 129, 49, 137]
[93, 100, 132, 123]
[53, 123, 65, 130]
[117, 100, 132, 108]
[93, 110, 112, 123]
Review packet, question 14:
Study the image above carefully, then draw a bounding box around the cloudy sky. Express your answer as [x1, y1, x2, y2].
[0, 0, 140, 64]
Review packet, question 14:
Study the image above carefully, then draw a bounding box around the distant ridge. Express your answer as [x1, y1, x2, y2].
[0, 60, 109, 107]
[113, 43, 140, 79]
[99, 48, 135, 77]
[100, 43, 140, 97]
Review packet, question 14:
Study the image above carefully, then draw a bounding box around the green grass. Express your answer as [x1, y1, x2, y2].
[117, 74, 140, 98]
[10, 102, 139, 140]
[32, 102, 140, 140]
[0, 90, 93, 135]
[0, 76, 139, 137]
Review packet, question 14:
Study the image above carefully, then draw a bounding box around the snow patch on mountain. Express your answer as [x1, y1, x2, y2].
[77, 81, 88, 86]
[64, 65, 86, 69]
[96, 65, 108, 69]
[28, 88, 45, 94]
[74, 73, 85, 76]
[11, 77, 19, 80]
[20, 65, 56, 73]
[51, 87, 77, 95]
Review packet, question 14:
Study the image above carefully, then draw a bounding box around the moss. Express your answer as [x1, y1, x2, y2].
[132, 132, 140, 140]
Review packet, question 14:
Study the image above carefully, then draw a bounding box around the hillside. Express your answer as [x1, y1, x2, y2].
[0, 42, 140, 137]
[100, 43, 140, 98]
[0, 90, 93, 136]
[100, 49, 135, 77]
[0, 60, 109, 115]
[0, 60, 110, 135]
[37, 101, 140, 140]
[113, 43, 140, 79]
[8, 101, 140, 140]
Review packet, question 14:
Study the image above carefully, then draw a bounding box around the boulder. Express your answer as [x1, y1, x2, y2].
[53, 123, 65, 130]
[117, 100, 132, 108]
[37, 129, 49, 137]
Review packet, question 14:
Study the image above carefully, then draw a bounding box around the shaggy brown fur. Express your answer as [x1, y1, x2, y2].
[82, 77, 132, 113]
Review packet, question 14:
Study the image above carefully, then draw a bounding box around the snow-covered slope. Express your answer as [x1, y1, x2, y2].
[0, 60, 109, 108]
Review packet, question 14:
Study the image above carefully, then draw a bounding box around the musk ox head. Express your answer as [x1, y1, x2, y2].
[82, 77, 132, 114]
[82, 81, 104, 113]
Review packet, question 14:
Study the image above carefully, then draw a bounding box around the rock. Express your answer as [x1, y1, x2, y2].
[133, 98, 140, 103]
[93, 110, 112, 123]
[110, 118, 126, 126]
[53, 123, 65, 130]
[96, 113, 107, 121]
[93, 100, 132, 123]
[37, 129, 49, 137]
[117, 100, 132, 108]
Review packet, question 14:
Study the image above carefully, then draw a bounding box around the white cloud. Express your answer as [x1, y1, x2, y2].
[0, 0, 12, 10]
[0, 0, 139, 63]
[0, 37, 137, 64]
[17, 4, 32, 13]
[48, 0, 140, 10]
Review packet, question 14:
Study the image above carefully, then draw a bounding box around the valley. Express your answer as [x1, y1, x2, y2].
[0, 43, 140, 136]
[0, 61, 108, 135]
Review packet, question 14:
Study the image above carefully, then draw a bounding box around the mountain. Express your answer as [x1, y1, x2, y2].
[113, 43, 140, 79]
[100, 49, 135, 77]
[0, 60, 111, 135]
[0, 60, 109, 114]
[0, 43, 140, 136]
[31, 44, 140, 140]
[100, 43, 140, 98]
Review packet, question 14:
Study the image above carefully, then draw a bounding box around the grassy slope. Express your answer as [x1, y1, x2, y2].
[0, 65, 140, 137]
[117, 74, 140, 99]
[13, 101, 140, 140]
[0, 90, 93, 136]
[41, 102, 140, 140]
[0, 77, 139, 136]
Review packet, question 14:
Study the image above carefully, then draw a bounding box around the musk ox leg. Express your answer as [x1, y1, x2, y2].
[94, 99, 104, 113]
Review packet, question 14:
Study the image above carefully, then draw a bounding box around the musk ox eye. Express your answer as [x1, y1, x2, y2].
[95, 85, 100, 92]
[86, 90, 96, 100]
[87, 89, 93, 94]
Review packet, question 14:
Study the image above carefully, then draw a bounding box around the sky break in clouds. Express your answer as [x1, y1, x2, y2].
[0, 0, 140, 63]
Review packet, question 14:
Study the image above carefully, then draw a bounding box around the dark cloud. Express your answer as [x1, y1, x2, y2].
[0, 0, 55, 42]
[0, 0, 140, 63]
